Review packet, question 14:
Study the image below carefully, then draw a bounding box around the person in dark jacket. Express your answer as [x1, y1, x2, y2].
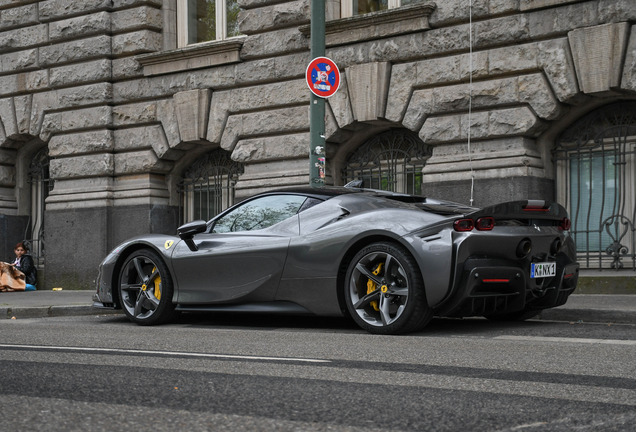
[11, 242, 36, 291]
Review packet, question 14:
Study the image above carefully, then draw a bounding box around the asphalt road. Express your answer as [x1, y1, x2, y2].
[0, 313, 635, 432]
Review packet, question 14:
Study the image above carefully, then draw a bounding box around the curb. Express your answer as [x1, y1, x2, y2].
[537, 308, 636, 325]
[1, 305, 635, 325]
[1, 305, 122, 319]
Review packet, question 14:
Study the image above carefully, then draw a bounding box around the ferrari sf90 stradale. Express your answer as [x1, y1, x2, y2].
[94, 186, 579, 334]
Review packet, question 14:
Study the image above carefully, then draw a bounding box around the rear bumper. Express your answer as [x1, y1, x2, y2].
[436, 257, 579, 317]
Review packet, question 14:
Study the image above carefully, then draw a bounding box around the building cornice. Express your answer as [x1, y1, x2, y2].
[299, 3, 437, 47]
[136, 37, 246, 76]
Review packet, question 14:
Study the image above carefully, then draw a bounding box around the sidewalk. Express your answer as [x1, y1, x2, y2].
[0, 290, 120, 319]
[1, 291, 635, 324]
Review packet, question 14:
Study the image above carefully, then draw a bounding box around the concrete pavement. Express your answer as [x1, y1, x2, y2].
[1, 290, 635, 324]
[0, 290, 120, 319]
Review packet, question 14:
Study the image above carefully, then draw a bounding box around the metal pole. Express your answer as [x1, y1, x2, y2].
[309, 0, 326, 187]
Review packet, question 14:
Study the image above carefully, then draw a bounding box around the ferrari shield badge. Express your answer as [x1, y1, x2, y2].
[164, 240, 174, 249]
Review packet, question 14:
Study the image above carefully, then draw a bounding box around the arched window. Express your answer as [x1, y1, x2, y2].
[178, 149, 243, 224]
[555, 102, 636, 270]
[27, 147, 52, 268]
[341, 129, 432, 195]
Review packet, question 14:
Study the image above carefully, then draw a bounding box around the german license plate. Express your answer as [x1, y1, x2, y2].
[531, 262, 556, 278]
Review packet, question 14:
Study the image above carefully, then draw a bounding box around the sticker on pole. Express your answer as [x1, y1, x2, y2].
[306, 57, 340, 98]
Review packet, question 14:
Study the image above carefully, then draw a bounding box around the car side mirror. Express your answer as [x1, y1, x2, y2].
[177, 220, 207, 251]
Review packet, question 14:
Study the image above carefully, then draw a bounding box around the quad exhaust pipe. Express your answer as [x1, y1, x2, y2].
[516, 239, 532, 258]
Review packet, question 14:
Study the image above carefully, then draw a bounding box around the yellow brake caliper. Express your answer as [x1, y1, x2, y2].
[151, 266, 161, 300]
[366, 263, 383, 311]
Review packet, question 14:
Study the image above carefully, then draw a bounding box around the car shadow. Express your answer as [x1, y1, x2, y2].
[160, 312, 558, 335]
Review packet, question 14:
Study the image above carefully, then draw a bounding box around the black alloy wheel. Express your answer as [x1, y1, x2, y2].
[119, 248, 176, 325]
[344, 242, 432, 335]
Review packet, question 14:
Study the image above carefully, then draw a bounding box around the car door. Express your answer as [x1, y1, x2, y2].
[171, 194, 308, 304]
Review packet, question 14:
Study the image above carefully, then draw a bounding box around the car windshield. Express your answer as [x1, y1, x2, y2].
[212, 195, 307, 233]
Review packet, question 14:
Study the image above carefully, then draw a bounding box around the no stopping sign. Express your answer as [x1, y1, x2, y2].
[306, 57, 340, 98]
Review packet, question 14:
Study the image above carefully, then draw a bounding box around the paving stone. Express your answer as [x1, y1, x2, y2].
[232, 133, 309, 163]
[49, 129, 114, 156]
[238, 0, 309, 35]
[55, 83, 112, 109]
[0, 24, 46, 52]
[112, 101, 157, 126]
[25, 70, 48, 91]
[174, 88, 210, 143]
[112, 0, 162, 8]
[0, 48, 38, 74]
[112, 6, 162, 33]
[49, 11, 110, 41]
[50, 59, 112, 88]
[114, 149, 172, 174]
[0, 164, 15, 186]
[39, 35, 111, 66]
[221, 105, 308, 152]
[621, 25, 636, 92]
[112, 57, 143, 79]
[0, 97, 18, 138]
[112, 30, 162, 56]
[39, 0, 112, 21]
[13, 93, 30, 134]
[241, 27, 307, 59]
[50, 153, 114, 180]
[0, 3, 37, 29]
[156, 98, 181, 149]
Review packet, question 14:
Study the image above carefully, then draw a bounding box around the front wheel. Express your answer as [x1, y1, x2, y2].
[344, 242, 432, 335]
[119, 248, 176, 326]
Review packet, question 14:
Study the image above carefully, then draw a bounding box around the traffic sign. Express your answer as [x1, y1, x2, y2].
[306, 57, 340, 98]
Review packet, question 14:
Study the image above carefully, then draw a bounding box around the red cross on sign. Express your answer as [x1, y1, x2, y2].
[306, 57, 340, 98]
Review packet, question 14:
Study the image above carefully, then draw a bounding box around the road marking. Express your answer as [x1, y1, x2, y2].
[495, 336, 636, 346]
[1, 344, 635, 406]
[0, 343, 331, 363]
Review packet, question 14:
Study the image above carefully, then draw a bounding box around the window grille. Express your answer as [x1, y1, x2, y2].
[26, 148, 52, 269]
[341, 129, 431, 195]
[178, 149, 243, 225]
[555, 102, 636, 270]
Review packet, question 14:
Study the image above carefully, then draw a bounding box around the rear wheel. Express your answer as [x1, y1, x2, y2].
[344, 242, 432, 335]
[119, 249, 176, 326]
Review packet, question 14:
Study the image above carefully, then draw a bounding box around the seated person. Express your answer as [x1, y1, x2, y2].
[11, 242, 36, 291]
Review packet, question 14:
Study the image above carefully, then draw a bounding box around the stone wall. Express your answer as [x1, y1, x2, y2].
[0, 0, 635, 288]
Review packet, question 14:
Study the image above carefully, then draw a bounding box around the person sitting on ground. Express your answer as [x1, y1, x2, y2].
[11, 242, 36, 291]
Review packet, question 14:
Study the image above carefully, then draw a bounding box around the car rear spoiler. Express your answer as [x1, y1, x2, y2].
[467, 200, 569, 221]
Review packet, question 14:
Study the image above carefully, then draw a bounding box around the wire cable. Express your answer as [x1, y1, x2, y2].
[468, 0, 475, 206]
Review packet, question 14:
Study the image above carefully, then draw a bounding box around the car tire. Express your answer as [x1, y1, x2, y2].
[344, 242, 432, 335]
[119, 248, 176, 326]
[485, 309, 541, 322]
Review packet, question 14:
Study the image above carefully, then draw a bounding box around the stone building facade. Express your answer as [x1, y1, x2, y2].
[0, 0, 635, 289]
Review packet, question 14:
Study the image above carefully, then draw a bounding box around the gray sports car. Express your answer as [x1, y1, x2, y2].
[93, 186, 579, 334]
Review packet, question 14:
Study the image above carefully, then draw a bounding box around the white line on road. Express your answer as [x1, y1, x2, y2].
[0, 343, 331, 363]
[495, 336, 636, 346]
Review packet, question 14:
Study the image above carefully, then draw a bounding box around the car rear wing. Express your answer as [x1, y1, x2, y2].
[466, 200, 569, 222]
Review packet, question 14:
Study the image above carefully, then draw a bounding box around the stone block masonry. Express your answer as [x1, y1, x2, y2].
[0, 0, 635, 288]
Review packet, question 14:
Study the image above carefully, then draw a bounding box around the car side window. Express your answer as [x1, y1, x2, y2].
[212, 195, 307, 233]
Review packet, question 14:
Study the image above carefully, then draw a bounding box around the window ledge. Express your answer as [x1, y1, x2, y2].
[299, 3, 437, 47]
[136, 36, 246, 76]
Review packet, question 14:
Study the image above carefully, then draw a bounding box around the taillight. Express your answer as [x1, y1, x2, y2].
[559, 217, 571, 231]
[476, 217, 494, 231]
[453, 219, 474, 231]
